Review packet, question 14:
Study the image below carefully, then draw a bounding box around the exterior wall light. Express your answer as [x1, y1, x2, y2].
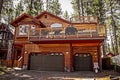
[24, 51, 27, 54]
[66, 52, 69, 54]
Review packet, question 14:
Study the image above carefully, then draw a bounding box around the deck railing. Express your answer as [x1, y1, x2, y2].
[71, 16, 98, 23]
[1, 57, 22, 67]
[1, 60, 18, 67]
[28, 25, 106, 41]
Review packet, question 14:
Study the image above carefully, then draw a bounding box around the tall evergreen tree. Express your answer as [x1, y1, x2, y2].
[85, 0, 106, 24]
[23, 0, 44, 16]
[71, 0, 80, 16]
[14, 0, 24, 19]
[0, 0, 4, 21]
[71, 0, 93, 16]
[46, 0, 53, 12]
[46, 0, 62, 16]
[63, 11, 69, 20]
[106, 0, 120, 55]
[51, 0, 62, 16]
[1, 0, 14, 23]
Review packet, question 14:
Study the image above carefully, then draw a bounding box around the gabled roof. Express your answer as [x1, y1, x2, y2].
[11, 13, 40, 27]
[35, 11, 71, 24]
[0, 23, 14, 35]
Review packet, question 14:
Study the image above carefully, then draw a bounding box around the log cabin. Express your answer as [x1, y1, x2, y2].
[11, 11, 106, 72]
[0, 23, 13, 66]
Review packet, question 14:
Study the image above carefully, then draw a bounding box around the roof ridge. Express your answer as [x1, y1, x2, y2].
[35, 11, 71, 24]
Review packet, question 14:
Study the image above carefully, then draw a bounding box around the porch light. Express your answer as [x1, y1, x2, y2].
[24, 51, 27, 54]
[94, 53, 97, 55]
[66, 52, 69, 54]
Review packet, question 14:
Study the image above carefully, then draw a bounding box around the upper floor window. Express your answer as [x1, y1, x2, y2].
[19, 25, 29, 35]
[19, 25, 36, 36]
[50, 23, 62, 28]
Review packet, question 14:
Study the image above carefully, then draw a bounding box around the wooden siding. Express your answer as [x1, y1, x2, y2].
[23, 43, 100, 71]
[11, 11, 105, 71]
[37, 13, 69, 28]
[14, 17, 40, 43]
[24, 44, 71, 69]
[73, 46, 98, 62]
[13, 12, 106, 43]
[74, 24, 97, 29]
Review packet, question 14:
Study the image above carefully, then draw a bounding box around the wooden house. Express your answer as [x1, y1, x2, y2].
[0, 23, 13, 65]
[11, 11, 106, 72]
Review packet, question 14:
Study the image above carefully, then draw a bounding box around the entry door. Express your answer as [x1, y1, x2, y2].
[29, 53, 64, 71]
[74, 54, 92, 71]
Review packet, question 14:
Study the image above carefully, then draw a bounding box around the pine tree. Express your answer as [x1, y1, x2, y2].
[14, 0, 24, 18]
[23, 0, 44, 16]
[46, 0, 53, 12]
[63, 11, 69, 20]
[0, 0, 4, 21]
[107, 0, 120, 55]
[33, 0, 44, 16]
[1, 0, 14, 23]
[46, 0, 62, 16]
[52, 0, 62, 16]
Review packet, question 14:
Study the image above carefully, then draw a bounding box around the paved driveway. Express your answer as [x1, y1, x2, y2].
[0, 70, 119, 80]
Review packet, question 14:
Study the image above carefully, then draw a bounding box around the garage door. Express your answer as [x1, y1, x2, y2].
[29, 53, 64, 71]
[74, 54, 92, 71]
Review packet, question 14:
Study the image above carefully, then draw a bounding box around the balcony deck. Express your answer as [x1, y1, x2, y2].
[28, 25, 106, 42]
[71, 16, 98, 23]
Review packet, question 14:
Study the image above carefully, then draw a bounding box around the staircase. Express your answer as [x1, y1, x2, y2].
[1, 57, 22, 68]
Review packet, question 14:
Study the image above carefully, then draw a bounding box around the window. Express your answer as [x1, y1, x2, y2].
[19, 25, 29, 35]
[18, 24, 36, 36]
[50, 23, 62, 28]
[0, 32, 2, 39]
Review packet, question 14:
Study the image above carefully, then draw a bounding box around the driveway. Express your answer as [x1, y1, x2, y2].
[0, 70, 119, 80]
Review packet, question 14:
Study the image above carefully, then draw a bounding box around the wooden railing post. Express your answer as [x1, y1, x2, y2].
[17, 57, 22, 67]
[63, 27, 66, 38]
[90, 27, 92, 37]
[28, 29, 30, 40]
[39, 28, 41, 39]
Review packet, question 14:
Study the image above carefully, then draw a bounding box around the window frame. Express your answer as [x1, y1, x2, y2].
[50, 23, 63, 28]
[17, 24, 36, 37]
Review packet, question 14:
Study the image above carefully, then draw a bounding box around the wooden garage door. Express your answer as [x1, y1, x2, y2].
[74, 54, 92, 71]
[29, 53, 64, 71]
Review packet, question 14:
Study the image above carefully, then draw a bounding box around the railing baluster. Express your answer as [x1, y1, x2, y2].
[28, 29, 30, 40]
